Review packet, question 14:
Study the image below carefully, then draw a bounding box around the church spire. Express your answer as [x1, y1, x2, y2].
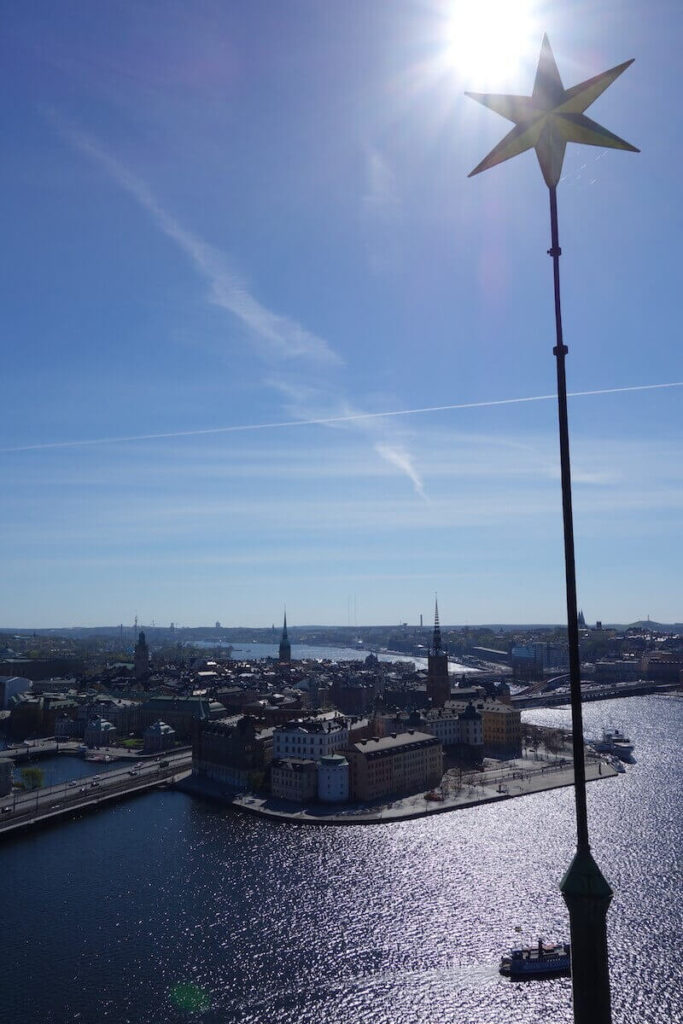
[432, 598, 442, 655]
[279, 609, 291, 663]
[427, 597, 449, 707]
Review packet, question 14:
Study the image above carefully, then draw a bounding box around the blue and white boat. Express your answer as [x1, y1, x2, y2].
[500, 938, 571, 978]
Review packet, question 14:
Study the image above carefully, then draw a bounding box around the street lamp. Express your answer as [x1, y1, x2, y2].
[467, 36, 638, 1024]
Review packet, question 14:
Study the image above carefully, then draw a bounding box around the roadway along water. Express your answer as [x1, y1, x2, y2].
[1, 695, 680, 1024]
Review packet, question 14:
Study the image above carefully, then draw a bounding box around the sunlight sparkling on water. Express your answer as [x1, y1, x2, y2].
[2, 697, 681, 1024]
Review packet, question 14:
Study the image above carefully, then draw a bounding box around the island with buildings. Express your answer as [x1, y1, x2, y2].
[0, 609, 680, 827]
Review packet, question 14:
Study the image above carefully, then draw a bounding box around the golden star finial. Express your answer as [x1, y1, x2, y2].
[467, 35, 638, 187]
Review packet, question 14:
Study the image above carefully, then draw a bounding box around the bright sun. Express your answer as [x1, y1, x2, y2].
[442, 0, 541, 86]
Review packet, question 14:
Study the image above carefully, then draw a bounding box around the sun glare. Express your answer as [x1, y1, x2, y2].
[442, 0, 540, 87]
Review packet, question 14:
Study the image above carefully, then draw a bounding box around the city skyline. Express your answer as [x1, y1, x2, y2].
[2, 2, 681, 627]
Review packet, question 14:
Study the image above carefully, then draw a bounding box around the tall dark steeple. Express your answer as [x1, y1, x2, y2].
[279, 610, 291, 663]
[432, 599, 443, 654]
[134, 630, 150, 684]
[427, 599, 450, 707]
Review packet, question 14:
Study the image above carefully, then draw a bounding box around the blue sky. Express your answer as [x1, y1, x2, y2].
[1, 0, 681, 629]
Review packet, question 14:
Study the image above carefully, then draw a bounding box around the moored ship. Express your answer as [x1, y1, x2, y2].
[594, 727, 634, 760]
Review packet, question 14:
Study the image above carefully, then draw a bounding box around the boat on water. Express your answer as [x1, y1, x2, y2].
[594, 728, 634, 760]
[499, 939, 571, 978]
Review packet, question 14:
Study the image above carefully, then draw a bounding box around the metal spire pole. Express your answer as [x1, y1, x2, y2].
[466, 37, 637, 1023]
[549, 184, 614, 1024]
[547, 184, 589, 851]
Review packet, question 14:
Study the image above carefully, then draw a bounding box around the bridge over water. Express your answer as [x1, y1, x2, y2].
[512, 678, 676, 708]
[0, 740, 84, 763]
[0, 750, 191, 838]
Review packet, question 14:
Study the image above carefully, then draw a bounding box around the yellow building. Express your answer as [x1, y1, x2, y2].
[478, 699, 521, 757]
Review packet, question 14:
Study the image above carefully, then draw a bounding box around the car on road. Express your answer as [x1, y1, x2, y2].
[1, 807, 11, 814]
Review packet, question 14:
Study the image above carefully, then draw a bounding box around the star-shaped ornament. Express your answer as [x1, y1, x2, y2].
[467, 35, 638, 187]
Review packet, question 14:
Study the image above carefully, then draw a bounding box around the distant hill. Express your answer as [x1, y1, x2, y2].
[626, 620, 683, 632]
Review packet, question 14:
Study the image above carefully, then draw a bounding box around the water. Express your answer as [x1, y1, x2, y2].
[1, 695, 680, 1024]
[12, 753, 109, 788]
[196, 641, 479, 674]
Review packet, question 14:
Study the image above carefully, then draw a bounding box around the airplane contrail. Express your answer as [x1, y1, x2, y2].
[2, 381, 681, 453]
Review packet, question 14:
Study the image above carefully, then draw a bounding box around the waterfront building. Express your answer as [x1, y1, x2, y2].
[42, 695, 82, 735]
[270, 758, 318, 802]
[426, 602, 450, 708]
[318, 754, 349, 803]
[593, 660, 641, 684]
[99, 696, 140, 734]
[475, 699, 522, 758]
[641, 651, 683, 683]
[272, 717, 349, 762]
[83, 717, 117, 748]
[192, 715, 273, 792]
[143, 720, 176, 753]
[279, 612, 291, 664]
[345, 731, 443, 802]
[9, 693, 80, 738]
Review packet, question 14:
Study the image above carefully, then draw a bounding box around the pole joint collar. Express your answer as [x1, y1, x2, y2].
[553, 345, 568, 357]
[547, 246, 562, 257]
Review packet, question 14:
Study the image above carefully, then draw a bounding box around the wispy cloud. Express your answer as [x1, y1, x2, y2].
[52, 120, 436, 496]
[58, 120, 341, 367]
[374, 443, 427, 500]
